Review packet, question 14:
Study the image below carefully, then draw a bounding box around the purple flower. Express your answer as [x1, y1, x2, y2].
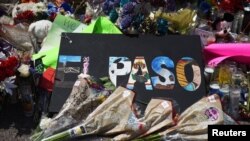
[120, 14, 133, 29]
[122, 2, 135, 16]
[102, 1, 112, 15]
[103, 0, 121, 15]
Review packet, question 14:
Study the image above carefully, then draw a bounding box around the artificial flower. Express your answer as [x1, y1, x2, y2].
[0, 56, 19, 81]
[0, 76, 17, 95]
[14, 10, 35, 23]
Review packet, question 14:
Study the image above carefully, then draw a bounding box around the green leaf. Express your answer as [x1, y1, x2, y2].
[100, 77, 110, 83]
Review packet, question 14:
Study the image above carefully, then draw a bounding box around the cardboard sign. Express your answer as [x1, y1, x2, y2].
[32, 14, 86, 69]
[49, 34, 206, 112]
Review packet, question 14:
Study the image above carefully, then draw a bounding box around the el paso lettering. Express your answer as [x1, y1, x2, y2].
[59, 56, 201, 92]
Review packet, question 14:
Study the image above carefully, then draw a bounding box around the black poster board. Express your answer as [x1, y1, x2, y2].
[49, 34, 206, 113]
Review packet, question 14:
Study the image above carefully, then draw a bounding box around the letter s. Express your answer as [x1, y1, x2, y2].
[242, 131, 246, 136]
[151, 56, 175, 90]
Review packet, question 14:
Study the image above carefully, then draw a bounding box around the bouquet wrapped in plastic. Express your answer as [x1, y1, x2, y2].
[42, 87, 176, 141]
[41, 86, 136, 141]
[0, 24, 33, 51]
[137, 94, 224, 141]
[31, 74, 114, 141]
[114, 99, 174, 140]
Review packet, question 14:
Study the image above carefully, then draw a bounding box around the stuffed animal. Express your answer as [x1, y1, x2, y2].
[212, 12, 234, 42]
[28, 20, 52, 43]
[12, 2, 47, 18]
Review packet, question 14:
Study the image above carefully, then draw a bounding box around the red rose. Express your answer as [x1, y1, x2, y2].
[14, 10, 35, 23]
[0, 60, 6, 68]
[5, 68, 15, 77]
[0, 56, 19, 82]
[7, 56, 18, 68]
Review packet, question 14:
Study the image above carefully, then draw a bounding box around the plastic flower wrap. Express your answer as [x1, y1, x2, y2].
[0, 24, 33, 51]
[31, 74, 115, 141]
[41, 87, 135, 141]
[140, 99, 175, 137]
[41, 90, 176, 141]
[114, 99, 174, 140]
[137, 94, 224, 141]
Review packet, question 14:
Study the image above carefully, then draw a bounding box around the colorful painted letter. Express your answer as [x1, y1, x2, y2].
[176, 57, 201, 91]
[151, 56, 175, 90]
[127, 56, 153, 90]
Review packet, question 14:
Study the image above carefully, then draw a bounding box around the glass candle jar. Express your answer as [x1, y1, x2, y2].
[229, 87, 241, 119]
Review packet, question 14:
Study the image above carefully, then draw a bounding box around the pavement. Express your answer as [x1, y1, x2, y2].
[0, 103, 36, 141]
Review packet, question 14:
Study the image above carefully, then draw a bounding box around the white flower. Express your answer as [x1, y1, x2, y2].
[0, 76, 17, 95]
[0, 52, 6, 59]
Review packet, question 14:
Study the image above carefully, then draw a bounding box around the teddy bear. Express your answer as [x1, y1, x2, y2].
[28, 20, 52, 43]
[12, 2, 47, 18]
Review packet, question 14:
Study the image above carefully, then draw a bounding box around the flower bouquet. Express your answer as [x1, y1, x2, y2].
[114, 99, 175, 140]
[41, 86, 136, 141]
[0, 38, 19, 95]
[135, 94, 224, 141]
[41, 87, 177, 141]
[31, 74, 115, 141]
[0, 37, 19, 111]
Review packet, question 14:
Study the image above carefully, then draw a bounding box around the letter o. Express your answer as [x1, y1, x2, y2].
[176, 57, 201, 91]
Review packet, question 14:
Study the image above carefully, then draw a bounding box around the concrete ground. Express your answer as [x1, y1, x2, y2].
[0, 103, 36, 141]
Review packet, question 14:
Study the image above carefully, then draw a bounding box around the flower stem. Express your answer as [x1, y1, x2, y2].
[41, 130, 70, 141]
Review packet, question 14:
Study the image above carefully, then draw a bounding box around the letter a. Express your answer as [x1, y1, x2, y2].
[127, 56, 153, 90]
